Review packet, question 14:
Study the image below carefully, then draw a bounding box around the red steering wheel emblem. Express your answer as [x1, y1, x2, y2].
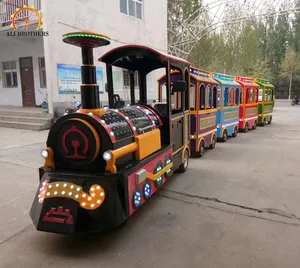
[62, 126, 89, 159]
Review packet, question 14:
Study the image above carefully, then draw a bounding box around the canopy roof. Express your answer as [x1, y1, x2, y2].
[157, 69, 218, 85]
[98, 45, 190, 74]
[190, 74, 218, 84]
[254, 78, 274, 88]
[190, 67, 218, 84]
[234, 76, 259, 88]
[210, 73, 241, 87]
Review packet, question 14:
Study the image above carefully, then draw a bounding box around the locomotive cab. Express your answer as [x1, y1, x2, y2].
[99, 45, 191, 159]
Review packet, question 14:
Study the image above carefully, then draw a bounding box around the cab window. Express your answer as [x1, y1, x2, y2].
[269, 89, 274, 101]
[217, 88, 221, 107]
[169, 92, 182, 114]
[161, 84, 167, 102]
[224, 87, 229, 106]
[250, 89, 253, 103]
[258, 89, 263, 102]
[235, 88, 240, 105]
[212, 86, 217, 108]
[200, 84, 205, 110]
[246, 88, 251, 103]
[229, 87, 235, 105]
[240, 89, 243, 104]
[265, 89, 269, 101]
[253, 89, 257, 102]
[190, 84, 196, 110]
[206, 85, 212, 109]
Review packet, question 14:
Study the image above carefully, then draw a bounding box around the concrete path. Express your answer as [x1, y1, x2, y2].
[0, 104, 300, 267]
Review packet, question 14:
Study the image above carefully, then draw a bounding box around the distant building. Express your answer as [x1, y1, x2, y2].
[0, 0, 168, 116]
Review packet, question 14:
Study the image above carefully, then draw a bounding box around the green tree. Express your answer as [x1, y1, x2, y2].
[237, 23, 261, 75]
[292, 13, 300, 52]
[189, 33, 227, 71]
[280, 49, 300, 99]
[250, 58, 273, 81]
[167, 0, 300, 99]
[271, 5, 292, 75]
[168, 0, 202, 45]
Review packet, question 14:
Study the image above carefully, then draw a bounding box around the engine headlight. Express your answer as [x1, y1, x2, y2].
[103, 151, 112, 161]
[41, 149, 49, 159]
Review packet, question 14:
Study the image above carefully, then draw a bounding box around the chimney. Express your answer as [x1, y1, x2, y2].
[62, 31, 111, 109]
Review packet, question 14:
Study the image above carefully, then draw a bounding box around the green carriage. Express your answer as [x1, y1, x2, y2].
[254, 78, 275, 126]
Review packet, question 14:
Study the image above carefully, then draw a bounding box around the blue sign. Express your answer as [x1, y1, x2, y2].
[57, 64, 104, 94]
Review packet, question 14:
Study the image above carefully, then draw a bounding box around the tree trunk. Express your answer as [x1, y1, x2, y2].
[288, 72, 292, 100]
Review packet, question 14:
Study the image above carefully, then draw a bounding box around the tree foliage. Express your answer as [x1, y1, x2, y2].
[167, 0, 300, 97]
[280, 49, 300, 80]
[250, 58, 274, 81]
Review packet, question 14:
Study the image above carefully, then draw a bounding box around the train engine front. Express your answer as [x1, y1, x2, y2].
[29, 32, 164, 234]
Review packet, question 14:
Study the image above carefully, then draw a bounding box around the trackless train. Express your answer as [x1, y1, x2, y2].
[29, 31, 275, 235]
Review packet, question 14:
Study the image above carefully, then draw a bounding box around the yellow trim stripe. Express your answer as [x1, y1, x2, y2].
[190, 129, 216, 139]
[218, 105, 239, 110]
[240, 103, 258, 107]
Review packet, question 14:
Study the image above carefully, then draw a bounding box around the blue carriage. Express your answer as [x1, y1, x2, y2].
[210, 72, 241, 142]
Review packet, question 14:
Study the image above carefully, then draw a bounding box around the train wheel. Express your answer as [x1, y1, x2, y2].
[178, 149, 189, 173]
[232, 126, 238, 137]
[209, 134, 216, 149]
[252, 121, 257, 130]
[221, 129, 227, 142]
[268, 116, 272, 124]
[199, 140, 205, 157]
[193, 140, 204, 158]
[244, 122, 249, 133]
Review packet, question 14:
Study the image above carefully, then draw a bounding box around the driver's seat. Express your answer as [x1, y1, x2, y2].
[113, 94, 125, 108]
[153, 103, 168, 117]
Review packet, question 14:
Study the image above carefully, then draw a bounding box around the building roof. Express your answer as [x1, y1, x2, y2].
[98, 45, 190, 74]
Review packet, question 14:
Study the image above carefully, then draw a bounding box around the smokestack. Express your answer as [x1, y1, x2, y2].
[62, 31, 111, 109]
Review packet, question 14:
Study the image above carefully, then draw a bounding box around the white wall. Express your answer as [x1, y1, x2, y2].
[41, 0, 167, 113]
[0, 36, 46, 106]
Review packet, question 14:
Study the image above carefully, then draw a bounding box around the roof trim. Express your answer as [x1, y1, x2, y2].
[235, 80, 259, 87]
[190, 74, 218, 84]
[212, 77, 241, 87]
[98, 44, 189, 65]
[254, 78, 274, 88]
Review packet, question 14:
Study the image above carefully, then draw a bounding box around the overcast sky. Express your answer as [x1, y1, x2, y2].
[200, 0, 292, 24]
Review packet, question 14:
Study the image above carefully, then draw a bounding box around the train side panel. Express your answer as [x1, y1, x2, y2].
[217, 107, 239, 138]
[258, 101, 273, 124]
[239, 104, 258, 129]
[199, 111, 217, 148]
[190, 110, 217, 152]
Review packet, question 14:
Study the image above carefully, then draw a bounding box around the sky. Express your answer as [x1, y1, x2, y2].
[200, 0, 296, 25]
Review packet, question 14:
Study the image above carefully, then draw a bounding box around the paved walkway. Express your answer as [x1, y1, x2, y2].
[0, 105, 300, 267]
